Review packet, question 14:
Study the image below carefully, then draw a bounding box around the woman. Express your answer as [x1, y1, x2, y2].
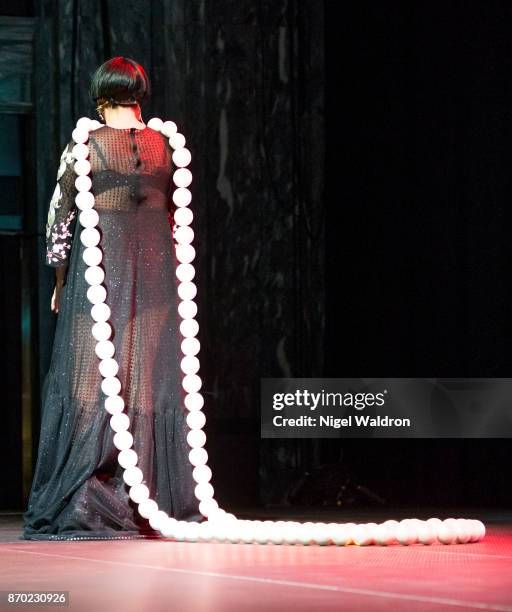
[22, 57, 203, 540]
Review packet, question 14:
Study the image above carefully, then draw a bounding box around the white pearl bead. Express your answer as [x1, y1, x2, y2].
[75, 191, 95, 210]
[176, 263, 195, 282]
[161, 120, 178, 137]
[173, 187, 192, 207]
[172, 148, 192, 167]
[184, 392, 204, 411]
[113, 430, 133, 451]
[175, 244, 195, 264]
[189, 447, 208, 466]
[195, 482, 214, 500]
[72, 127, 89, 144]
[79, 209, 99, 228]
[75, 175, 92, 192]
[91, 302, 111, 322]
[84, 265, 105, 286]
[174, 207, 193, 226]
[72, 143, 89, 159]
[177, 281, 197, 301]
[80, 227, 100, 248]
[173, 168, 192, 188]
[187, 429, 206, 448]
[86, 284, 107, 304]
[181, 336, 200, 356]
[177, 299, 198, 319]
[110, 412, 130, 432]
[192, 464, 211, 483]
[104, 394, 124, 414]
[92, 321, 112, 342]
[101, 376, 121, 395]
[118, 448, 138, 469]
[95, 340, 115, 359]
[169, 132, 186, 149]
[83, 246, 102, 266]
[76, 116, 93, 131]
[147, 117, 164, 131]
[174, 225, 194, 245]
[129, 485, 151, 508]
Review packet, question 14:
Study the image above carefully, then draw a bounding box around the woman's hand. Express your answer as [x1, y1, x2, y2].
[51, 283, 64, 313]
[52, 266, 68, 313]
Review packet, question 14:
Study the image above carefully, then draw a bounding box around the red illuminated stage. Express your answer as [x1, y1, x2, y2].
[2, 509, 511, 612]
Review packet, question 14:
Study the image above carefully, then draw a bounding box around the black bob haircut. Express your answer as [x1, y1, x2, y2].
[89, 57, 150, 106]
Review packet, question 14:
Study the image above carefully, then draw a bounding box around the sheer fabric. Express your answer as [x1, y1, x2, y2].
[22, 125, 202, 540]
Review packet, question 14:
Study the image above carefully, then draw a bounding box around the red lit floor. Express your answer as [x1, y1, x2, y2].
[1, 510, 511, 612]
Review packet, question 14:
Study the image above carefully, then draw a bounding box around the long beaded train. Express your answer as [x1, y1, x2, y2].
[70, 116, 486, 547]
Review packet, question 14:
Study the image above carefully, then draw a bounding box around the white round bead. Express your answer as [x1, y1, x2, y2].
[180, 321, 199, 340]
[174, 226, 194, 245]
[92, 321, 112, 342]
[189, 447, 208, 466]
[110, 412, 130, 432]
[75, 175, 92, 192]
[174, 207, 193, 226]
[173, 168, 192, 188]
[184, 392, 204, 411]
[181, 336, 200, 356]
[183, 373, 202, 393]
[75, 191, 95, 210]
[130, 484, 150, 504]
[86, 284, 106, 304]
[104, 394, 124, 414]
[72, 143, 89, 159]
[123, 466, 143, 486]
[98, 356, 118, 377]
[177, 300, 198, 320]
[176, 263, 195, 283]
[187, 429, 206, 448]
[192, 464, 212, 483]
[80, 227, 100, 248]
[84, 265, 105, 286]
[72, 127, 89, 144]
[194, 482, 214, 500]
[101, 376, 121, 396]
[117, 448, 138, 469]
[161, 120, 178, 137]
[187, 410, 206, 430]
[95, 341, 115, 359]
[169, 132, 186, 149]
[83, 246, 102, 266]
[79, 208, 99, 228]
[173, 187, 192, 207]
[172, 148, 192, 167]
[74, 159, 91, 175]
[113, 430, 133, 451]
[177, 281, 197, 301]
[91, 302, 111, 322]
[76, 116, 93, 131]
[147, 117, 164, 131]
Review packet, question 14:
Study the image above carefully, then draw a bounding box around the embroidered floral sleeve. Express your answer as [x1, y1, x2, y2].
[45, 141, 78, 267]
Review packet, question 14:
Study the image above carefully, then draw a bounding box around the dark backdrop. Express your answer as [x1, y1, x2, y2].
[2, 0, 511, 513]
[325, 1, 512, 508]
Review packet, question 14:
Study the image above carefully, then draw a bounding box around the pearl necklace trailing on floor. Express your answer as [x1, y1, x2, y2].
[69, 116, 486, 546]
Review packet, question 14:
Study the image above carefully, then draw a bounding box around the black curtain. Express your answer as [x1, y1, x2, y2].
[34, 0, 325, 507]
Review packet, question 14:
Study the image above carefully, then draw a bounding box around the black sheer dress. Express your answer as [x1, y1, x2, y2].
[22, 124, 203, 540]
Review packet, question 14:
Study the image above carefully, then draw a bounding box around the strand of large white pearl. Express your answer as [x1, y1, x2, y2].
[69, 116, 486, 546]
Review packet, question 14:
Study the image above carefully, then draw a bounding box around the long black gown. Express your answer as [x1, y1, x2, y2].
[22, 124, 203, 540]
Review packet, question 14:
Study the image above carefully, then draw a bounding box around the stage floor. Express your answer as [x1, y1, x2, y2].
[1, 508, 511, 611]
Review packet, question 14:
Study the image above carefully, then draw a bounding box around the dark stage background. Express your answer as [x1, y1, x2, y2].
[0, 0, 510, 515]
